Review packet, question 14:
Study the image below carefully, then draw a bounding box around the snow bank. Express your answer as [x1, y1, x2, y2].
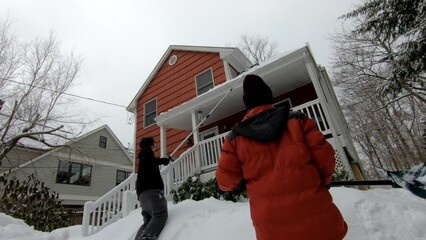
[1, 187, 426, 240]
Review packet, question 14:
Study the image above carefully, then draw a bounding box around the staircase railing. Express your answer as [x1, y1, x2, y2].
[161, 145, 199, 197]
[82, 173, 137, 236]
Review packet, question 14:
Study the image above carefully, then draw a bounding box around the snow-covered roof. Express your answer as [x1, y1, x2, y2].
[126, 45, 251, 112]
[155, 45, 318, 130]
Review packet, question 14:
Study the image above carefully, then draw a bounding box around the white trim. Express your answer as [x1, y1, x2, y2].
[194, 67, 215, 96]
[132, 108, 137, 170]
[160, 125, 167, 157]
[59, 193, 100, 201]
[223, 59, 232, 80]
[143, 98, 157, 128]
[168, 55, 177, 66]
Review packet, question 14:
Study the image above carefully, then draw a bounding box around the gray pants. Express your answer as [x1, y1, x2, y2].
[134, 189, 168, 240]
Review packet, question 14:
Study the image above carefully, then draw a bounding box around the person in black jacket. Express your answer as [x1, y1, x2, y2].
[134, 137, 171, 240]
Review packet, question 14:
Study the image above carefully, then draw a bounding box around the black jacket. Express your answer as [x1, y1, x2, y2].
[136, 149, 170, 197]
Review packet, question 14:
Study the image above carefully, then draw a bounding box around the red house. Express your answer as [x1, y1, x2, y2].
[82, 44, 365, 236]
[127, 45, 364, 196]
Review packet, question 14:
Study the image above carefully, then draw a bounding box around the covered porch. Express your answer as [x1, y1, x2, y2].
[156, 46, 357, 195]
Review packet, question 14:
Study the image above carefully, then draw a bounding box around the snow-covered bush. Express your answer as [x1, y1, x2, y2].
[0, 174, 73, 232]
[171, 175, 247, 204]
[332, 165, 353, 181]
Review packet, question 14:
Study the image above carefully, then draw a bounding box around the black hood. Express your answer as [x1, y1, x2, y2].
[232, 107, 290, 142]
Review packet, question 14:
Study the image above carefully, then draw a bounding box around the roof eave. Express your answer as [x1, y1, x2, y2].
[155, 46, 313, 129]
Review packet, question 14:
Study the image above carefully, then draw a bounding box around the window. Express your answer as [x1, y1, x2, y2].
[195, 68, 214, 95]
[56, 161, 92, 186]
[144, 99, 157, 127]
[116, 170, 132, 185]
[99, 136, 107, 149]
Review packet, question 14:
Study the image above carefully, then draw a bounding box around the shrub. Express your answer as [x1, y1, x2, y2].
[0, 174, 74, 232]
[170, 175, 247, 204]
[333, 165, 353, 181]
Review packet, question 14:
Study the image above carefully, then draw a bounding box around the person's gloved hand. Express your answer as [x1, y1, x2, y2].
[167, 155, 174, 163]
[231, 179, 247, 195]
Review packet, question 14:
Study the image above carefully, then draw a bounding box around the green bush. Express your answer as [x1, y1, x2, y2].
[332, 165, 353, 181]
[170, 175, 247, 204]
[0, 174, 74, 232]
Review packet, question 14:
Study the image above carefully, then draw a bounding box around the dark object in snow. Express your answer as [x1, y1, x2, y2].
[385, 162, 426, 199]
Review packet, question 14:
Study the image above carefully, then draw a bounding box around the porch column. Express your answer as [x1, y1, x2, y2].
[160, 125, 167, 158]
[191, 110, 202, 172]
[303, 53, 354, 179]
[223, 59, 232, 80]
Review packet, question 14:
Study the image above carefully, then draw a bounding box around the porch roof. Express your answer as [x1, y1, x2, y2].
[155, 46, 318, 130]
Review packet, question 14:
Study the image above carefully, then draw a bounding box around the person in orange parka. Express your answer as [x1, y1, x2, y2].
[216, 74, 348, 240]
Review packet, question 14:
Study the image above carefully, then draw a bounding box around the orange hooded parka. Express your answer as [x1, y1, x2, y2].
[216, 105, 348, 240]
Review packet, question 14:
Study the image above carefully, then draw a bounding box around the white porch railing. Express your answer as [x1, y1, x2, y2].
[81, 98, 346, 236]
[293, 99, 331, 136]
[199, 132, 227, 171]
[82, 173, 137, 236]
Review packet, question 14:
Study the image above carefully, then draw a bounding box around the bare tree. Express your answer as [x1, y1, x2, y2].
[330, 19, 425, 178]
[0, 20, 84, 165]
[238, 34, 278, 64]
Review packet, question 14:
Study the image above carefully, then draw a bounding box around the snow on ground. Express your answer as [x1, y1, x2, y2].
[1, 187, 426, 240]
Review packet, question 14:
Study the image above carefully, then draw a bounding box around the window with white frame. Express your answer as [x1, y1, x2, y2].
[144, 99, 157, 127]
[195, 68, 214, 95]
[56, 161, 92, 186]
[116, 170, 132, 185]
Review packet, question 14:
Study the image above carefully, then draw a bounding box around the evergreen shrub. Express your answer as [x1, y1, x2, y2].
[0, 174, 74, 232]
[170, 175, 247, 204]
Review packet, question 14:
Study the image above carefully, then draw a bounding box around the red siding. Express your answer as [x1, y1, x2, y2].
[135, 51, 226, 171]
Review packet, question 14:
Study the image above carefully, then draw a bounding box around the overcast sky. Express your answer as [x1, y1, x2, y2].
[0, 0, 361, 149]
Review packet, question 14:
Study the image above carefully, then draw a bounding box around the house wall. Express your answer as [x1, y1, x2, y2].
[4, 128, 133, 205]
[0, 147, 46, 174]
[135, 50, 227, 170]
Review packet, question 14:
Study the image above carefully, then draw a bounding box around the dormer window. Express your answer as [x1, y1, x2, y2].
[195, 68, 214, 95]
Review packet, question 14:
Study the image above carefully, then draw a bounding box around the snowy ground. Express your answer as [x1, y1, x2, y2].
[1, 187, 426, 240]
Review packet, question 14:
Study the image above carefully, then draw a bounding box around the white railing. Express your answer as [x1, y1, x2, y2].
[199, 132, 227, 171]
[160, 132, 228, 198]
[293, 99, 331, 136]
[82, 173, 137, 236]
[161, 145, 199, 197]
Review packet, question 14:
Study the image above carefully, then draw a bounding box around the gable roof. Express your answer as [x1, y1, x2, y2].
[126, 45, 251, 112]
[1, 125, 133, 177]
